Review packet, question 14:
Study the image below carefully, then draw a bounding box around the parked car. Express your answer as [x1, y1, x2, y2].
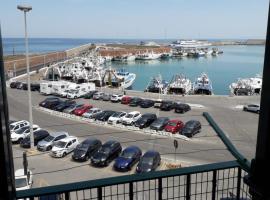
[10, 81, 20, 89]
[111, 94, 124, 102]
[160, 101, 176, 111]
[129, 97, 142, 107]
[94, 110, 116, 122]
[93, 92, 104, 100]
[82, 108, 102, 118]
[84, 90, 98, 99]
[50, 136, 79, 158]
[113, 146, 142, 172]
[150, 117, 170, 131]
[15, 169, 33, 191]
[20, 130, 50, 148]
[121, 96, 132, 104]
[175, 103, 191, 113]
[154, 99, 163, 108]
[180, 120, 201, 138]
[9, 120, 29, 132]
[30, 83, 40, 91]
[37, 132, 69, 151]
[11, 125, 40, 143]
[39, 97, 62, 109]
[91, 140, 122, 167]
[107, 111, 127, 124]
[73, 104, 93, 116]
[59, 89, 70, 98]
[16, 82, 24, 89]
[72, 138, 102, 161]
[136, 150, 161, 173]
[22, 83, 28, 90]
[121, 111, 141, 126]
[164, 119, 184, 134]
[140, 99, 155, 108]
[62, 103, 84, 114]
[243, 104, 260, 113]
[135, 113, 157, 129]
[102, 93, 112, 101]
[53, 100, 76, 112]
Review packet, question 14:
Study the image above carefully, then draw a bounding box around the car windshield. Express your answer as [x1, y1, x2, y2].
[157, 118, 167, 123]
[55, 141, 67, 148]
[111, 112, 122, 117]
[15, 177, 28, 188]
[44, 135, 54, 142]
[99, 147, 110, 154]
[77, 143, 89, 150]
[168, 121, 177, 126]
[121, 150, 135, 159]
[15, 127, 29, 134]
[141, 157, 154, 165]
[126, 114, 134, 118]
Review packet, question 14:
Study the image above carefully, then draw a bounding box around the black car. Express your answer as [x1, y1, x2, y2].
[22, 83, 28, 90]
[72, 138, 102, 161]
[20, 130, 50, 148]
[160, 101, 176, 111]
[53, 100, 76, 112]
[30, 83, 40, 91]
[94, 110, 115, 122]
[16, 82, 24, 89]
[136, 150, 161, 173]
[140, 99, 155, 108]
[39, 97, 62, 109]
[84, 90, 98, 99]
[180, 120, 201, 138]
[91, 140, 122, 167]
[175, 103, 191, 113]
[10, 81, 21, 89]
[113, 146, 142, 172]
[150, 117, 170, 131]
[135, 113, 157, 129]
[129, 97, 142, 107]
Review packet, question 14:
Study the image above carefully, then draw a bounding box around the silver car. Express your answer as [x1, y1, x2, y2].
[243, 104, 260, 113]
[82, 108, 102, 118]
[63, 103, 84, 114]
[37, 132, 69, 151]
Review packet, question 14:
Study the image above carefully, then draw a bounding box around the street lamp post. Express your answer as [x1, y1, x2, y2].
[17, 5, 34, 149]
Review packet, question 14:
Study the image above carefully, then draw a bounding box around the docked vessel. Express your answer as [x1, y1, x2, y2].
[229, 75, 262, 95]
[193, 73, 213, 95]
[136, 51, 161, 60]
[145, 75, 168, 93]
[170, 40, 211, 49]
[167, 74, 192, 95]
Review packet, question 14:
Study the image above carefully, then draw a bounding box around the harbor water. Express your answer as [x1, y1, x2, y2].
[3, 38, 264, 95]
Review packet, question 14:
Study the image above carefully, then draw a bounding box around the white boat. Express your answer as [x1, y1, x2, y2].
[145, 75, 168, 93]
[136, 51, 161, 60]
[229, 75, 262, 95]
[193, 73, 213, 95]
[170, 40, 211, 49]
[168, 74, 192, 95]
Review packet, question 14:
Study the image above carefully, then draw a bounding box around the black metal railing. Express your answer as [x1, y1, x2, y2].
[16, 160, 251, 200]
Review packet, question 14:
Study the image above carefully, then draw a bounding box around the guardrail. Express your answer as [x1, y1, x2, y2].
[16, 160, 251, 200]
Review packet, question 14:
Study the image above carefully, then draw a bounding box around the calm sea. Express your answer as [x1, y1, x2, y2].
[3, 38, 265, 95]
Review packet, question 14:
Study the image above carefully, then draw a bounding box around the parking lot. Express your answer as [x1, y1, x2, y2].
[7, 88, 260, 188]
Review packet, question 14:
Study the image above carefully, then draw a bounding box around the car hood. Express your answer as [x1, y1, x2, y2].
[114, 157, 132, 167]
[52, 146, 65, 152]
[165, 125, 175, 130]
[73, 149, 87, 157]
[38, 140, 50, 146]
[137, 163, 152, 173]
[92, 152, 108, 161]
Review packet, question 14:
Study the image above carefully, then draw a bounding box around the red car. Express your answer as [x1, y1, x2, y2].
[164, 119, 184, 134]
[73, 104, 93, 116]
[121, 96, 132, 104]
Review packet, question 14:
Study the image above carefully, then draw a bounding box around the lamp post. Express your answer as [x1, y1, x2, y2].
[17, 5, 34, 149]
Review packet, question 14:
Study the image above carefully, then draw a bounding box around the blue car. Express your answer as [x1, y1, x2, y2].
[113, 146, 142, 172]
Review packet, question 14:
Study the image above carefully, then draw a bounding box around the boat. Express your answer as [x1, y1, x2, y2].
[172, 49, 188, 57]
[167, 74, 192, 95]
[193, 73, 213, 95]
[136, 51, 161, 60]
[170, 40, 211, 49]
[102, 68, 136, 89]
[145, 75, 168, 93]
[229, 75, 262, 96]
[193, 49, 206, 57]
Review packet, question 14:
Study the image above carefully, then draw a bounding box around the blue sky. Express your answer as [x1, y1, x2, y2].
[0, 0, 269, 39]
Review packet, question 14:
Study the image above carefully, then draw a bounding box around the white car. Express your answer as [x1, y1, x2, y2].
[82, 108, 102, 118]
[11, 125, 40, 143]
[15, 169, 33, 191]
[66, 89, 80, 99]
[243, 104, 260, 113]
[93, 92, 104, 100]
[111, 94, 124, 102]
[121, 111, 141, 125]
[60, 89, 70, 98]
[107, 111, 127, 124]
[50, 136, 79, 158]
[9, 120, 29, 132]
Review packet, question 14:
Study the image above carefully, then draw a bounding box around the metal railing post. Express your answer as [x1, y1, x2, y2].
[129, 182, 133, 200]
[212, 170, 217, 200]
[97, 187, 102, 200]
[158, 178, 162, 200]
[186, 174, 191, 200]
[236, 167, 242, 200]
[64, 192, 70, 200]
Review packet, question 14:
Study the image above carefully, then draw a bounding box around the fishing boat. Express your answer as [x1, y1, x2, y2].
[167, 74, 192, 95]
[229, 75, 262, 95]
[145, 75, 168, 93]
[193, 73, 213, 95]
[136, 51, 160, 60]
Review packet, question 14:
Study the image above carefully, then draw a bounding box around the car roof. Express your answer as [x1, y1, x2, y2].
[11, 120, 29, 126]
[59, 136, 78, 142]
[82, 138, 100, 144]
[168, 119, 181, 123]
[103, 140, 119, 146]
[128, 111, 140, 115]
[123, 146, 141, 152]
[142, 113, 156, 117]
[157, 117, 169, 120]
[143, 150, 160, 157]
[186, 120, 200, 125]
[50, 131, 69, 137]
[90, 108, 101, 111]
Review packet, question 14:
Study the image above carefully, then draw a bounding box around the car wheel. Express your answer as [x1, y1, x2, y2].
[62, 152, 67, 157]
[47, 146, 52, 151]
[131, 122, 134, 126]
[18, 138, 23, 144]
[243, 107, 247, 111]
[85, 155, 89, 161]
[257, 110, 260, 114]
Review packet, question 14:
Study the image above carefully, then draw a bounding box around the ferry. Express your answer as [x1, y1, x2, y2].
[170, 40, 211, 49]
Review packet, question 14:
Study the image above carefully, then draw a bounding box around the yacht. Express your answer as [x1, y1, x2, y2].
[229, 75, 262, 95]
[167, 74, 192, 95]
[145, 75, 168, 93]
[193, 73, 213, 95]
[170, 40, 211, 49]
